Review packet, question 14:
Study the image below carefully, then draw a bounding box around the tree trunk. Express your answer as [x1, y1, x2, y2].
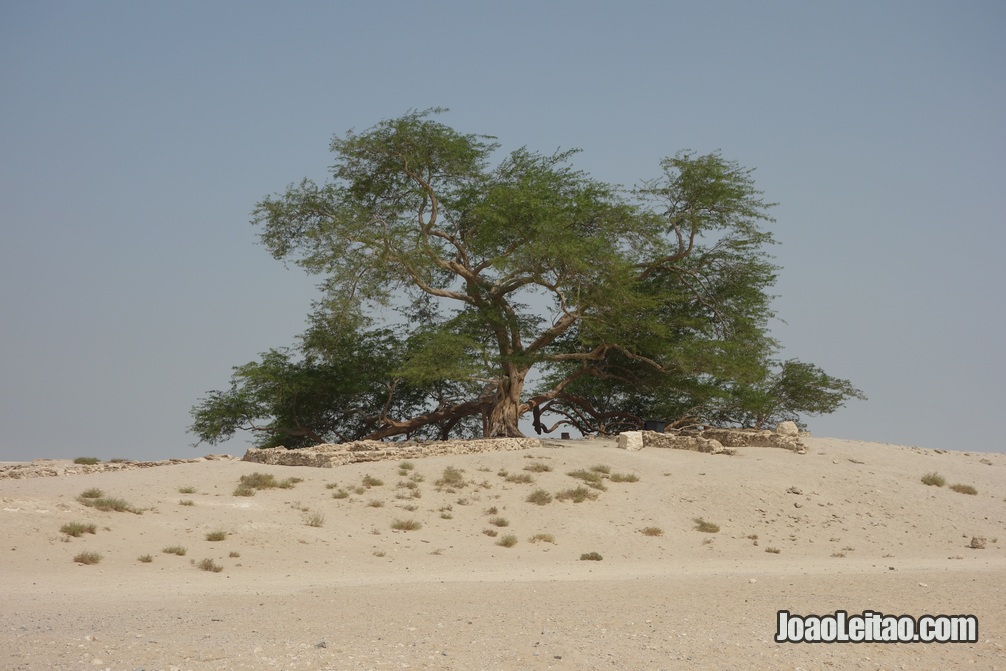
[485, 367, 527, 438]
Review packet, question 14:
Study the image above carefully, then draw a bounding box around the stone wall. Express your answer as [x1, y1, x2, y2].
[0, 454, 236, 480]
[617, 427, 806, 454]
[241, 437, 543, 468]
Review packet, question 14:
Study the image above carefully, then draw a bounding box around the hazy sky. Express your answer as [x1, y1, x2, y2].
[2, 1, 1003, 461]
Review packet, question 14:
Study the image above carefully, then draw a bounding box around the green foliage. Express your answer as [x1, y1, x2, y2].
[73, 457, 100, 465]
[921, 472, 946, 487]
[192, 110, 864, 445]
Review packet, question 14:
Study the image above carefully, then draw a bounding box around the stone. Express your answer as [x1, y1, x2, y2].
[617, 431, 644, 451]
[969, 536, 987, 549]
[775, 421, 799, 436]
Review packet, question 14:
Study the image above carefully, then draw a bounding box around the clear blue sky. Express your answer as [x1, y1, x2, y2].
[2, 1, 1003, 460]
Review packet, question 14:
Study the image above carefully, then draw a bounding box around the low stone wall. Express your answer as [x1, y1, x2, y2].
[242, 437, 543, 468]
[617, 428, 806, 454]
[0, 454, 236, 480]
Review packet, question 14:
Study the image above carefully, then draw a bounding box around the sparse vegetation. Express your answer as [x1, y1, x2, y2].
[233, 484, 256, 497]
[78, 495, 141, 514]
[589, 464, 611, 474]
[693, 518, 720, 533]
[609, 472, 639, 483]
[921, 472, 946, 487]
[485, 506, 498, 515]
[205, 531, 228, 541]
[580, 552, 603, 561]
[391, 518, 421, 531]
[766, 547, 781, 554]
[367, 499, 385, 508]
[197, 558, 224, 573]
[362, 474, 384, 488]
[567, 469, 607, 490]
[73, 457, 100, 465]
[398, 461, 415, 473]
[305, 511, 326, 527]
[497, 534, 518, 548]
[60, 522, 97, 538]
[73, 551, 102, 564]
[435, 466, 467, 491]
[489, 516, 510, 527]
[179, 499, 195, 506]
[373, 550, 386, 557]
[440, 511, 453, 519]
[178, 486, 197, 494]
[529, 533, 555, 544]
[331, 488, 350, 499]
[505, 473, 535, 484]
[109, 458, 129, 463]
[526, 489, 553, 505]
[524, 462, 552, 473]
[162, 545, 187, 556]
[555, 486, 599, 503]
[238, 472, 301, 491]
[641, 526, 663, 537]
[138, 554, 153, 563]
[482, 528, 498, 537]
[229, 551, 240, 558]
[950, 483, 978, 495]
[80, 488, 103, 499]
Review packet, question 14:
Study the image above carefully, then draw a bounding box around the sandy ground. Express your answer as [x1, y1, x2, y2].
[2, 436, 1004, 670]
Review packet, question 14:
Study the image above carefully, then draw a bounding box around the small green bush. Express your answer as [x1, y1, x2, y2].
[524, 462, 552, 473]
[435, 466, 467, 490]
[60, 522, 97, 538]
[580, 552, 603, 561]
[178, 486, 197, 494]
[331, 489, 350, 499]
[555, 486, 599, 503]
[529, 533, 555, 544]
[78, 496, 141, 514]
[73, 457, 100, 465]
[950, 483, 978, 495]
[391, 518, 421, 531]
[73, 551, 102, 564]
[489, 516, 509, 527]
[641, 526, 663, 537]
[205, 531, 228, 542]
[138, 554, 153, 563]
[693, 518, 720, 533]
[505, 473, 535, 484]
[921, 472, 946, 487]
[362, 475, 384, 488]
[766, 547, 781, 554]
[589, 464, 611, 474]
[79, 488, 103, 499]
[497, 534, 518, 548]
[305, 511, 325, 527]
[162, 545, 187, 556]
[233, 484, 256, 497]
[197, 558, 223, 573]
[526, 489, 553, 505]
[610, 472, 639, 483]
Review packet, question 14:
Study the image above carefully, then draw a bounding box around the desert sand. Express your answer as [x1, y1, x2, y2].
[1, 436, 1004, 670]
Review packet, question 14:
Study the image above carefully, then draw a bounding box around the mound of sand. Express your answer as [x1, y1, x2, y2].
[2, 436, 1003, 669]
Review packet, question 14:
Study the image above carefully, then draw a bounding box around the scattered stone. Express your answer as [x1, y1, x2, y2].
[970, 536, 987, 549]
[786, 486, 803, 495]
[616, 431, 644, 452]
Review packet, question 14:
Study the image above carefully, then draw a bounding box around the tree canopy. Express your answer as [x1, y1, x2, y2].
[191, 109, 864, 447]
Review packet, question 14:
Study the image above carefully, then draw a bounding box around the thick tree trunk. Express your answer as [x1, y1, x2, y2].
[485, 367, 527, 438]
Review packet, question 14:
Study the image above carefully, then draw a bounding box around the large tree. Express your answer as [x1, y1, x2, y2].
[191, 110, 863, 446]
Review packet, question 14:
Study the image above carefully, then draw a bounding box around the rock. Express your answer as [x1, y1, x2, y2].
[970, 536, 987, 549]
[775, 421, 799, 436]
[786, 486, 803, 495]
[617, 431, 644, 451]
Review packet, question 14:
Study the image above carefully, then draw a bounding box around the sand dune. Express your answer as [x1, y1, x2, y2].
[2, 436, 1004, 670]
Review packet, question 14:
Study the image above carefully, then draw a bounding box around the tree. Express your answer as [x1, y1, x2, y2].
[190, 109, 864, 446]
